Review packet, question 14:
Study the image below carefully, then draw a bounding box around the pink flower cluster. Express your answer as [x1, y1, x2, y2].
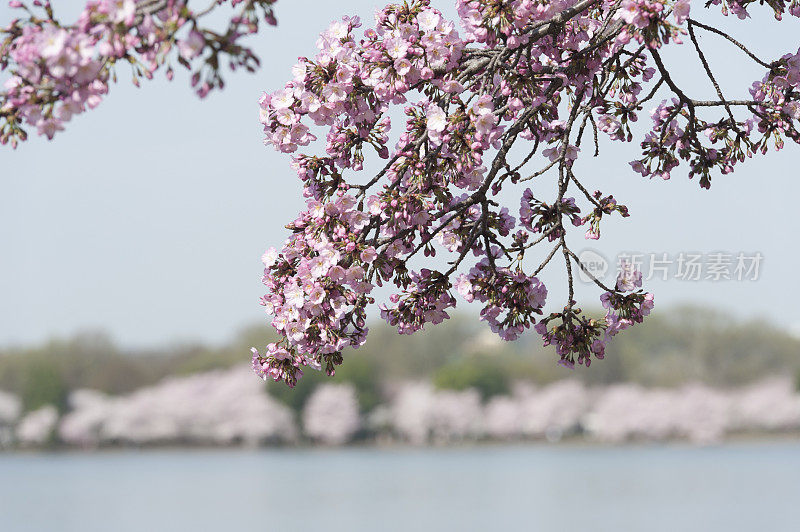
[381, 269, 457, 335]
[615, 0, 667, 29]
[1, 0, 278, 146]
[457, 0, 588, 47]
[2, 0, 139, 141]
[258, 9, 465, 156]
[519, 190, 583, 242]
[254, 0, 799, 387]
[253, 192, 375, 387]
[603, 261, 655, 337]
[627, 2, 800, 188]
[707, 0, 800, 19]
[536, 263, 653, 368]
[745, 46, 800, 148]
[634, 40, 800, 189]
[456, 258, 548, 340]
[253, 0, 662, 387]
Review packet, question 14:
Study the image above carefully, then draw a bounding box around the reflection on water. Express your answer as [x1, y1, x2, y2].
[1, 443, 799, 532]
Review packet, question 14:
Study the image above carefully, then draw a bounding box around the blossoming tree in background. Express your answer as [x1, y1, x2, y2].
[1, 0, 277, 144]
[253, 0, 800, 387]
[303, 383, 361, 444]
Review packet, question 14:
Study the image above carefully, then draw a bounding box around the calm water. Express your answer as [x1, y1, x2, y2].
[1, 442, 799, 531]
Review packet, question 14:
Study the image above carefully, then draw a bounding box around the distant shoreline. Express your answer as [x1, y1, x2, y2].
[5, 430, 800, 454]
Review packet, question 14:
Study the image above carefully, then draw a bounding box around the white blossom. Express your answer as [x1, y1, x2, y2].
[303, 383, 360, 445]
[17, 405, 58, 445]
[59, 366, 296, 446]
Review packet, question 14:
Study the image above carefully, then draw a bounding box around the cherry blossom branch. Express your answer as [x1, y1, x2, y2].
[687, 20, 737, 129]
[686, 18, 775, 70]
[1, 0, 279, 146]
[251, 0, 797, 384]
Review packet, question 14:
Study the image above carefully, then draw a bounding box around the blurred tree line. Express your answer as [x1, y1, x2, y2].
[1, 306, 799, 415]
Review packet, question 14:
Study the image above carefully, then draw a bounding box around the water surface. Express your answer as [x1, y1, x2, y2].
[1, 442, 798, 531]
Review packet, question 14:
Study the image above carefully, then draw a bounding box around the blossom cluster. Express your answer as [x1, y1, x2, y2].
[630, 12, 800, 189]
[519, 191, 582, 241]
[532, 261, 653, 368]
[456, 257, 548, 341]
[616, 0, 690, 29]
[1, 0, 278, 146]
[258, 9, 466, 157]
[250, 0, 800, 387]
[253, 1, 627, 385]
[380, 269, 457, 335]
[252, 192, 376, 387]
[709, 0, 800, 20]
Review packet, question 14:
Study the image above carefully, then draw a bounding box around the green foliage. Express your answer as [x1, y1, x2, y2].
[433, 354, 510, 399]
[0, 332, 135, 409]
[596, 306, 800, 387]
[19, 359, 68, 412]
[331, 355, 382, 413]
[266, 369, 326, 413]
[266, 354, 382, 413]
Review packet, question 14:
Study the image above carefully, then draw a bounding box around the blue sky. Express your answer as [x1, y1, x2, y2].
[2, 1, 800, 347]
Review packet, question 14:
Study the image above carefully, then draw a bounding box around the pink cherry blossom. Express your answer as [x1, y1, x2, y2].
[1, 0, 280, 146]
